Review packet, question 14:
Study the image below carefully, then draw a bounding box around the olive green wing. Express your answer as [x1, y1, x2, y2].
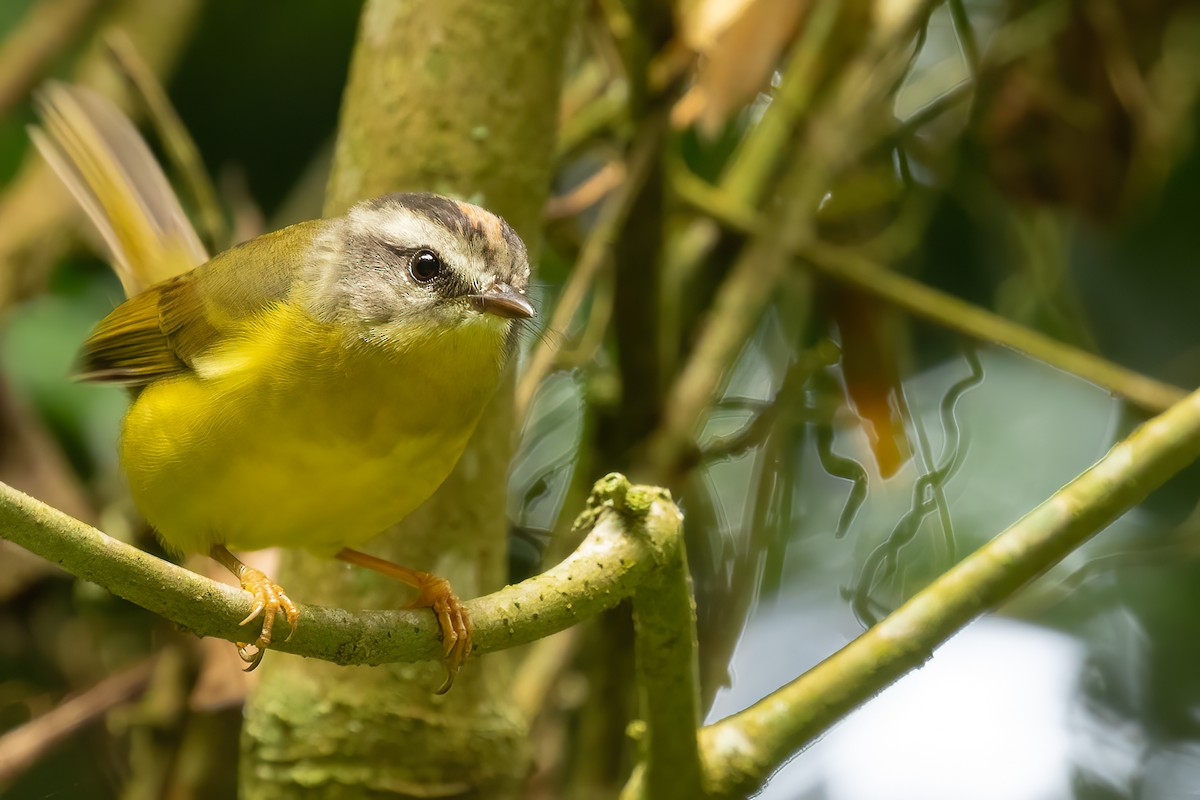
[77, 220, 323, 386]
[77, 273, 213, 384]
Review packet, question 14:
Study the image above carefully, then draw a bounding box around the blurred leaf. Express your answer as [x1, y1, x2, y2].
[672, 0, 809, 134]
[1, 262, 126, 480]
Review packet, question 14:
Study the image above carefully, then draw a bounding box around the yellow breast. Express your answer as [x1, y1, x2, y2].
[120, 301, 508, 556]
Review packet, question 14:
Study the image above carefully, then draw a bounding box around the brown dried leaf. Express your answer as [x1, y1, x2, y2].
[673, 0, 810, 135]
[676, 0, 761, 52]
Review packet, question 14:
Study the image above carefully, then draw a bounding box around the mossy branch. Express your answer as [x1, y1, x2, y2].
[0, 474, 682, 667]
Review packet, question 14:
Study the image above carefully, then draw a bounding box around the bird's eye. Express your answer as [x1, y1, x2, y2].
[409, 249, 441, 283]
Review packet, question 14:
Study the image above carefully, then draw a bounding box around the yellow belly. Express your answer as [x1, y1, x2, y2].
[120, 304, 505, 556]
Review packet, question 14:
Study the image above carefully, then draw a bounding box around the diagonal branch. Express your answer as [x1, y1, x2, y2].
[803, 243, 1189, 414]
[0, 658, 155, 789]
[699, 385, 1200, 798]
[674, 176, 1189, 414]
[0, 0, 101, 119]
[517, 115, 666, 421]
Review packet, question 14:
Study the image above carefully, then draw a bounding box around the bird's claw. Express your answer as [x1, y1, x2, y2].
[234, 566, 299, 672]
[405, 574, 473, 693]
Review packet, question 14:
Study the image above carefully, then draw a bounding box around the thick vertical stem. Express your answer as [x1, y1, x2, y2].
[624, 536, 704, 800]
[240, 2, 577, 797]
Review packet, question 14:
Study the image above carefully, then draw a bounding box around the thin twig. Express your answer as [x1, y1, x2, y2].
[700, 385, 1200, 798]
[674, 181, 1189, 414]
[557, 82, 628, 160]
[635, 150, 822, 485]
[699, 341, 839, 463]
[884, 79, 974, 148]
[946, 0, 980, 79]
[718, 0, 843, 206]
[556, 267, 615, 369]
[640, 2, 945, 487]
[545, 160, 626, 220]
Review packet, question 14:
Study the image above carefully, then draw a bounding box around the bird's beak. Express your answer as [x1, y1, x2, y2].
[470, 283, 535, 320]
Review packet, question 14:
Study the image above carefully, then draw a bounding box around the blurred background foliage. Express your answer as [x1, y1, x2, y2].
[0, 0, 1198, 798]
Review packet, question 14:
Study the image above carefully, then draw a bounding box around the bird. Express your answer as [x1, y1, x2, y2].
[30, 82, 534, 691]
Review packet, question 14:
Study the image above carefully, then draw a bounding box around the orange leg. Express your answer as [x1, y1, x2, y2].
[211, 545, 298, 671]
[336, 548, 472, 693]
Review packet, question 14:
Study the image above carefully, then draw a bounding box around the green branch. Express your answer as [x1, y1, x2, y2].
[699, 385, 1200, 797]
[639, 1, 943, 488]
[0, 474, 682, 667]
[8, 386, 1200, 800]
[718, 0, 842, 206]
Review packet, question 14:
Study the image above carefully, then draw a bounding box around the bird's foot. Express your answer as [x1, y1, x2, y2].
[221, 558, 298, 671]
[334, 548, 474, 692]
[404, 573, 474, 694]
[234, 566, 299, 670]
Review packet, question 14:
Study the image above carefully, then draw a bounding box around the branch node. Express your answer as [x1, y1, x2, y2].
[575, 474, 682, 570]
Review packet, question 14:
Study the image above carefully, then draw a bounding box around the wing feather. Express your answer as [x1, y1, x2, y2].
[76, 221, 324, 387]
[77, 276, 198, 385]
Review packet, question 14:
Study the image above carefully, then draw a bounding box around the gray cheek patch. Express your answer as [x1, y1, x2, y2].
[350, 280, 403, 324]
[305, 224, 404, 326]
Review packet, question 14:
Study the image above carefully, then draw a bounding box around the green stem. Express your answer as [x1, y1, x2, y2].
[947, 0, 980, 78]
[641, 0, 941, 488]
[517, 115, 666, 421]
[719, 0, 842, 206]
[635, 149, 822, 486]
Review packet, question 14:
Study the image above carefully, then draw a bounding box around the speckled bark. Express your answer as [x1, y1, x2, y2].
[241, 2, 576, 797]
